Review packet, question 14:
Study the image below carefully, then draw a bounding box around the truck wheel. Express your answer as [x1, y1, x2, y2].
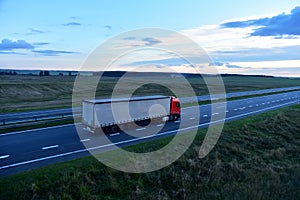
[111, 125, 118, 133]
[174, 115, 178, 121]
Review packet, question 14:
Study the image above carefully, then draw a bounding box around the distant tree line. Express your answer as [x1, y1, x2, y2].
[0, 70, 77, 76]
[0, 71, 18, 75]
[39, 70, 50, 76]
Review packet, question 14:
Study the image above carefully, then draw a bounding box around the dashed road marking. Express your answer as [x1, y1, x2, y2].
[80, 138, 91, 142]
[42, 145, 59, 150]
[156, 124, 164, 127]
[110, 133, 120, 136]
[0, 155, 10, 159]
[136, 127, 146, 131]
[174, 121, 181, 123]
[190, 117, 195, 120]
[203, 115, 208, 117]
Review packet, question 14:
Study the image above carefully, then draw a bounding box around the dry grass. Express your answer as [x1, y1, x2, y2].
[1, 74, 299, 113]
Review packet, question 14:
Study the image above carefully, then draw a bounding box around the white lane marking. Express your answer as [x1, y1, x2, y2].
[212, 113, 219, 116]
[234, 108, 238, 111]
[110, 133, 120, 136]
[174, 121, 181, 123]
[0, 123, 80, 137]
[256, 104, 259, 106]
[239, 107, 246, 110]
[226, 110, 229, 113]
[249, 105, 253, 108]
[190, 117, 195, 120]
[156, 124, 164, 127]
[80, 138, 91, 142]
[42, 145, 59, 150]
[1, 99, 299, 171]
[0, 155, 10, 159]
[136, 127, 146, 131]
[203, 115, 208, 117]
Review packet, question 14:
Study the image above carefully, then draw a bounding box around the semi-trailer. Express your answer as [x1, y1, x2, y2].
[82, 95, 180, 133]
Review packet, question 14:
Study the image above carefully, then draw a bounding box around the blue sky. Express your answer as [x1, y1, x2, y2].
[0, 0, 300, 77]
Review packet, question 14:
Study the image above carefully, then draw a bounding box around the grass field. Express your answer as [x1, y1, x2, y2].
[0, 74, 299, 113]
[0, 104, 299, 199]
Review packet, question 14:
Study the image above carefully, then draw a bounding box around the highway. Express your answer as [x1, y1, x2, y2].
[0, 90, 300, 176]
[1, 86, 299, 125]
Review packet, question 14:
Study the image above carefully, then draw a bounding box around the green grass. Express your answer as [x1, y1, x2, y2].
[1, 104, 299, 199]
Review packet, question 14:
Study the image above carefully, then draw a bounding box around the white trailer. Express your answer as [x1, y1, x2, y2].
[82, 95, 180, 133]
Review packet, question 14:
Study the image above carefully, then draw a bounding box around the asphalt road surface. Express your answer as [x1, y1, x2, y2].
[0, 90, 299, 176]
[1, 86, 299, 124]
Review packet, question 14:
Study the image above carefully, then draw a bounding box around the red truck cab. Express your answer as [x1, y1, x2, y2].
[170, 96, 180, 120]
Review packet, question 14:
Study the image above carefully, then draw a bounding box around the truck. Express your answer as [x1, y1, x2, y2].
[82, 95, 180, 133]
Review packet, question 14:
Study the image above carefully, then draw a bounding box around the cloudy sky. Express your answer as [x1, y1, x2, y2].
[0, 0, 300, 77]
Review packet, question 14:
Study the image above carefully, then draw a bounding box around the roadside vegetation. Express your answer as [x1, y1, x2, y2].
[1, 104, 299, 199]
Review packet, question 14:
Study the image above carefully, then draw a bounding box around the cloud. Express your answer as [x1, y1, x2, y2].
[212, 45, 300, 62]
[142, 37, 162, 46]
[221, 6, 300, 36]
[123, 57, 190, 67]
[69, 16, 80, 19]
[0, 38, 77, 56]
[209, 61, 224, 66]
[0, 51, 27, 55]
[0, 39, 34, 50]
[28, 28, 47, 34]
[209, 62, 243, 69]
[226, 64, 243, 69]
[32, 50, 78, 56]
[105, 25, 112, 30]
[123, 36, 136, 40]
[62, 22, 81, 26]
[33, 42, 50, 46]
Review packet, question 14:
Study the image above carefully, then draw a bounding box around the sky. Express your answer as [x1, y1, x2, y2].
[0, 0, 300, 77]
